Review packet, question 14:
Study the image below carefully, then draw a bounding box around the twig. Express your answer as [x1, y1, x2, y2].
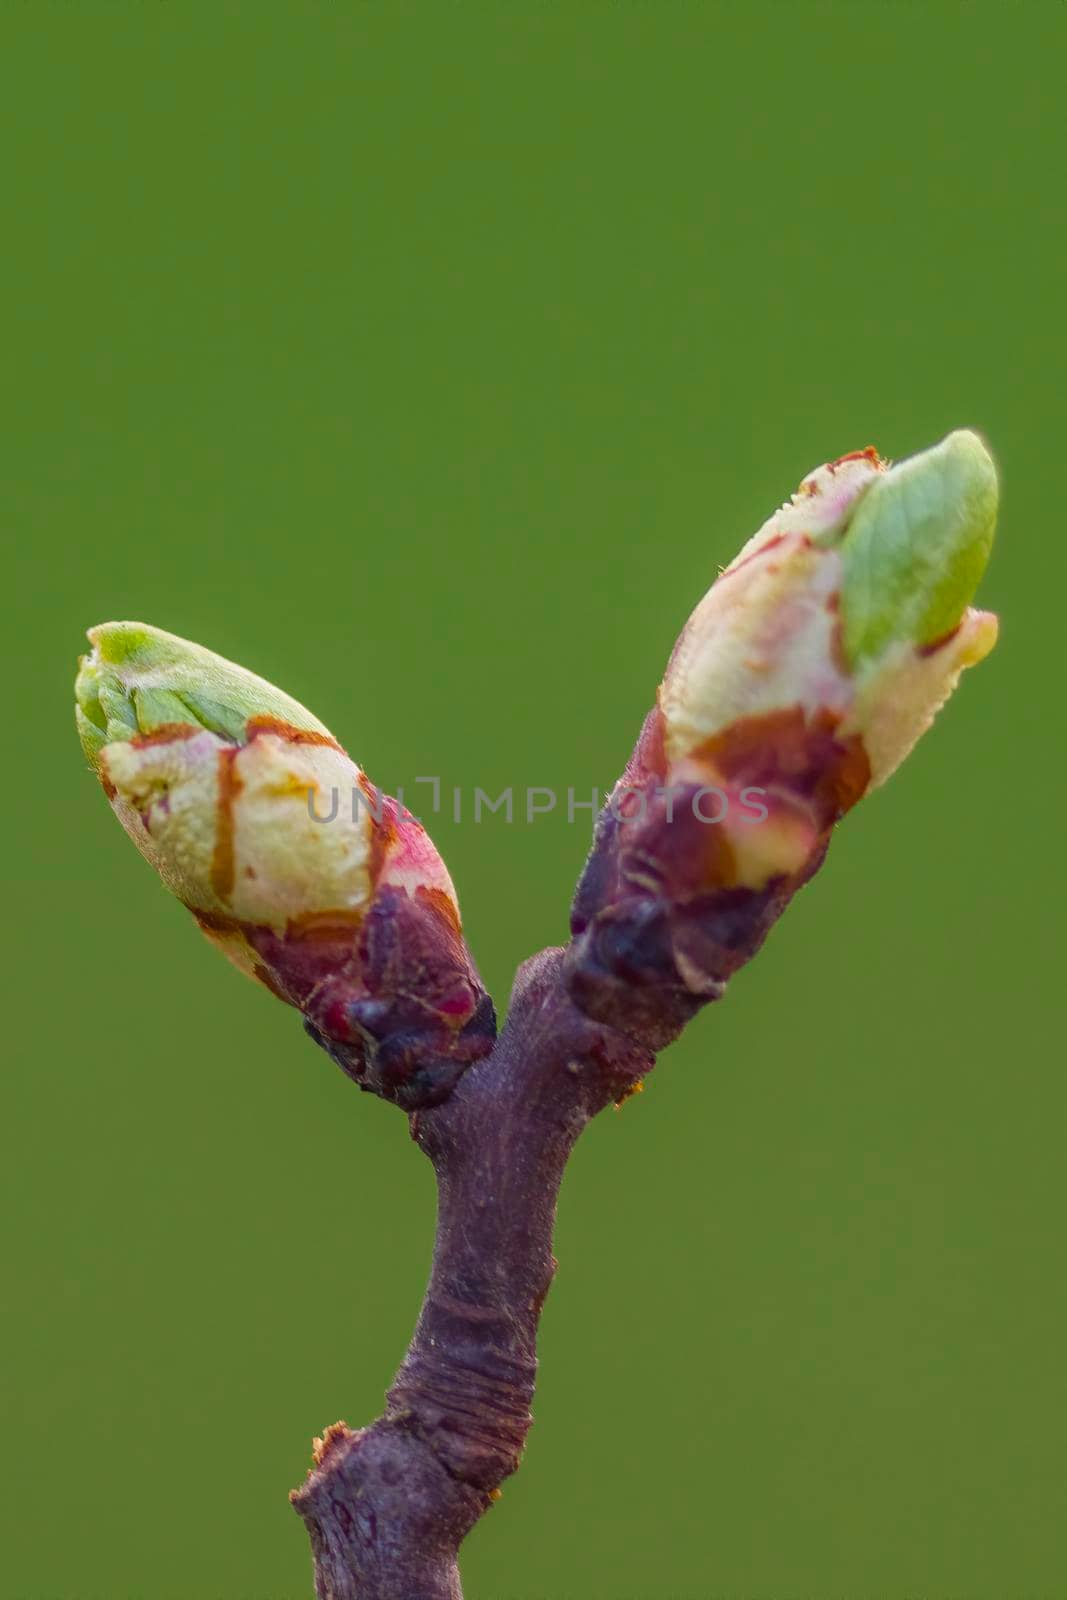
[291, 878, 785, 1598]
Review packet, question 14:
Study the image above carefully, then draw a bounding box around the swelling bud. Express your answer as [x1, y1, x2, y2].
[76, 623, 495, 1108]
[569, 432, 999, 1043]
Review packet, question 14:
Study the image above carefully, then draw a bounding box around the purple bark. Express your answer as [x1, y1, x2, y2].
[291, 947, 653, 1598]
[291, 786, 822, 1597]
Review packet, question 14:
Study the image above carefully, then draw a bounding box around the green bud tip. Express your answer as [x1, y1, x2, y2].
[75, 621, 333, 768]
[837, 429, 998, 670]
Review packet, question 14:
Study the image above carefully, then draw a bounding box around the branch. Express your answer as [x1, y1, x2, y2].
[291, 813, 814, 1600]
[291, 946, 657, 1600]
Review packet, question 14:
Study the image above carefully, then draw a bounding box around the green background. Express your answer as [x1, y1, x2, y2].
[3, 3, 1064, 1596]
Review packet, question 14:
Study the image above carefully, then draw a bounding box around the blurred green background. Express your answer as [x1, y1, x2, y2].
[3, 3, 1064, 1596]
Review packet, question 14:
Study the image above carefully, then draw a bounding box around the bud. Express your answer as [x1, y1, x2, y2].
[569, 432, 998, 1043]
[75, 623, 495, 1107]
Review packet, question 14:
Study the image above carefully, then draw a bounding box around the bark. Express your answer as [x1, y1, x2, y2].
[291, 945, 656, 1599]
[292, 799, 827, 1596]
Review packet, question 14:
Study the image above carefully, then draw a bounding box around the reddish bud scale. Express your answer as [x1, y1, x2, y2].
[567, 706, 841, 1047]
[193, 792, 497, 1110]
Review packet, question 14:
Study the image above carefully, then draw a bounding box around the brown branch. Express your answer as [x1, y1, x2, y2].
[291, 946, 656, 1598]
[290, 816, 805, 1600]
[289, 699, 852, 1597]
